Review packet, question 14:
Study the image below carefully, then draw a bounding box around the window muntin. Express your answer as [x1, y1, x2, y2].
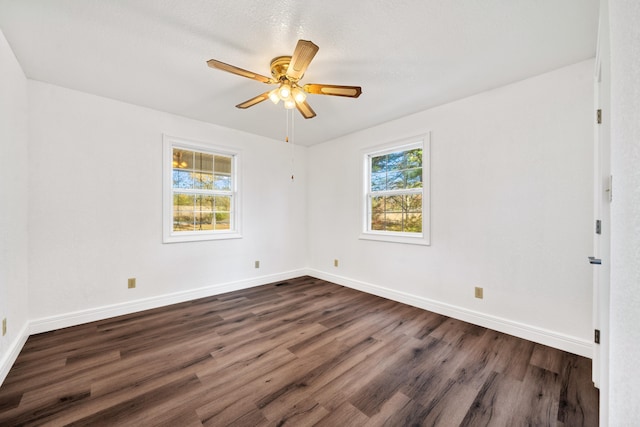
[362, 135, 430, 245]
[163, 136, 241, 243]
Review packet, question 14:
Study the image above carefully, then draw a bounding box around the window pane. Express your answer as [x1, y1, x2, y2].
[385, 195, 404, 212]
[173, 193, 193, 231]
[404, 213, 423, 232]
[214, 174, 231, 191]
[215, 156, 232, 174]
[405, 194, 422, 212]
[173, 148, 193, 169]
[371, 212, 385, 230]
[405, 168, 422, 188]
[173, 194, 193, 231]
[371, 196, 384, 213]
[173, 170, 193, 189]
[203, 173, 215, 190]
[385, 213, 403, 231]
[387, 152, 404, 171]
[405, 148, 422, 168]
[174, 193, 193, 207]
[194, 172, 213, 190]
[214, 212, 230, 230]
[371, 155, 386, 173]
[387, 171, 405, 190]
[195, 152, 214, 172]
[195, 212, 214, 230]
[371, 172, 386, 191]
[173, 211, 194, 231]
[196, 195, 214, 211]
[215, 196, 231, 211]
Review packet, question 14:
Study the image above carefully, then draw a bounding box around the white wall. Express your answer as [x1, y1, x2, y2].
[608, 0, 640, 423]
[307, 60, 595, 356]
[0, 30, 30, 383]
[27, 81, 308, 329]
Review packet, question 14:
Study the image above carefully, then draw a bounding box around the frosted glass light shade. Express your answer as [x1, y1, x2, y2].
[292, 87, 306, 103]
[278, 83, 291, 100]
[268, 89, 280, 104]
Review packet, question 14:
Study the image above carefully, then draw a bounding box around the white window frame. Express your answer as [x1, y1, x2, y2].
[163, 135, 242, 243]
[360, 133, 430, 246]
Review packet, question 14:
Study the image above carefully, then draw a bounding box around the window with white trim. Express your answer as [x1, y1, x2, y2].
[163, 135, 241, 243]
[361, 134, 430, 245]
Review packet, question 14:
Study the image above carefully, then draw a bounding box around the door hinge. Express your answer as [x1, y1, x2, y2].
[596, 219, 601, 235]
[597, 109, 602, 124]
[595, 329, 601, 344]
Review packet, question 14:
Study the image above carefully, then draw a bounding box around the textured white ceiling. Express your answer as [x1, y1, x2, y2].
[0, 0, 599, 146]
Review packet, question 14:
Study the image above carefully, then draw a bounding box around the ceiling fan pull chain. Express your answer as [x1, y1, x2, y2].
[283, 109, 294, 181]
[291, 110, 295, 181]
[285, 108, 289, 143]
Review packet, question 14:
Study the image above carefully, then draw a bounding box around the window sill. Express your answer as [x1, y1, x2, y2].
[359, 231, 430, 246]
[163, 231, 242, 244]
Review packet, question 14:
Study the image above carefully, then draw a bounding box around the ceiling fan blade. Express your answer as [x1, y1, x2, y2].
[303, 84, 362, 98]
[286, 40, 319, 80]
[295, 99, 317, 119]
[207, 59, 274, 84]
[236, 91, 271, 109]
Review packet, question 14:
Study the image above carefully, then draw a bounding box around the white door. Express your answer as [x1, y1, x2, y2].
[592, 61, 610, 390]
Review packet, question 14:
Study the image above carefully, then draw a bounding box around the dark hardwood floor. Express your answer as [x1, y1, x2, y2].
[0, 276, 598, 426]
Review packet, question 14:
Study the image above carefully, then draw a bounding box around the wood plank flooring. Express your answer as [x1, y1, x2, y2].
[0, 276, 599, 426]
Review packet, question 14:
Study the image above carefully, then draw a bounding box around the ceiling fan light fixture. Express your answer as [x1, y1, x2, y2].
[278, 83, 291, 100]
[268, 89, 280, 104]
[292, 86, 306, 103]
[284, 98, 296, 109]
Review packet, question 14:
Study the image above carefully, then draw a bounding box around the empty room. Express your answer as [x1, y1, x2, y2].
[1, 1, 639, 425]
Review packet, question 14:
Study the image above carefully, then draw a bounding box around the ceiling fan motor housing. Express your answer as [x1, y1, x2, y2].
[270, 56, 296, 83]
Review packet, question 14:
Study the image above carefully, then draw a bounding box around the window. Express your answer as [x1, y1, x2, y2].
[361, 134, 430, 245]
[163, 135, 241, 243]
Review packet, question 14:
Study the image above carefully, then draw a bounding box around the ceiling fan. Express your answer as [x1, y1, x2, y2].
[207, 40, 362, 119]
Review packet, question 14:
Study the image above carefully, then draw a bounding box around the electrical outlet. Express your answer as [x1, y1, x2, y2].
[334, 259, 339, 267]
[255, 260, 260, 269]
[475, 287, 483, 299]
[2, 318, 6, 336]
[128, 278, 136, 289]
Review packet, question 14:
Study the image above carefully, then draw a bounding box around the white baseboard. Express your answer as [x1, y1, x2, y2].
[305, 268, 593, 358]
[0, 321, 30, 386]
[29, 269, 306, 335]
